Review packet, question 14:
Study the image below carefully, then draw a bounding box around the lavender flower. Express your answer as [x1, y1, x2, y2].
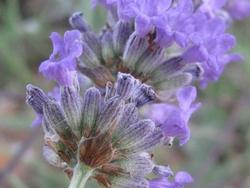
[146, 86, 201, 145]
[183, 17, 241, 86]
[116, 0, 200, 48]
[25, 0, 248, 187]
[89, 0, 244, 86]
[69, 12, 202, 102]
[26, 73, 168, 187]
[39, 30, 82, 86]
[117, 0, 172, 41]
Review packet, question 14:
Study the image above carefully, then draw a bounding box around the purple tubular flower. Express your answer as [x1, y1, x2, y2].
[117, 0, 196, 47]
[117, 0, 171, 32]
[149, 171, 193, 188]
[39, 30, 82, 86]
[147, 86, 201, 145]
[183, 17, 241, 86]
[154, 0, 196, 47]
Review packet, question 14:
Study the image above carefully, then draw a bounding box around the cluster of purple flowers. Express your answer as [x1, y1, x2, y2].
[26, 0, 249, 187]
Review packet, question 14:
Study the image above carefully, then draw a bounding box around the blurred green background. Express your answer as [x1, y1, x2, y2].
[0, 0, 249, 187]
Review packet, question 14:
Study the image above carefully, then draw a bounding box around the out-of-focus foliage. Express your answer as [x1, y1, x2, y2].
[0, 0, 249, 188]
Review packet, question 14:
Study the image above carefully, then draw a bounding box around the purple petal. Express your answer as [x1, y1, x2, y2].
[150, 170, 193, 188]
[149, 177, 172, 188]
[177, 86, 197, 111]
[64, 30, 83, 58]
[146, 86, 200, 145]
[147, 104, 191, 145]
[174, 32, 187, 48]
[162, 115, 190, 146]
[182, 45, 208, 63]
[39, 59, 77, 86]
[218, 34, 236, 53]
[135, 13, 152, 37]
[177, 0, 194, 14]
[175, 171, 193, 185]
[49, 32, 64, 59]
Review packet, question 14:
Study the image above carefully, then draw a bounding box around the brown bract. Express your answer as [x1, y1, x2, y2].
[79, 131, 115, 168]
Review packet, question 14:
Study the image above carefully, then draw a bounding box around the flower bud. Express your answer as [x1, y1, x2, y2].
[131, 84, 157, 107]
[80, 42, 101, 68]
[43, 145, 67, 168]
[82, 32, 102, 59]
[26, 84, 48, 114]
[69, 12, 89, 32]
[82, 87, 102, 137]
[43, 100, 78, 151]
[113, 21, 133, 55]
[123, 33, 149, 70]
[61, 86, 83, 138]
[101, 31, 116, 65]
[116, 73, 135, 100]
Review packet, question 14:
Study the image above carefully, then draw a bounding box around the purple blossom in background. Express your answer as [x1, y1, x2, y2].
[39, 30, 82, 86]
[147, 86, 201, 145]
[198, 0, 250, 21]
[225, 0, 250, 20]
[149, 171, 193, 188]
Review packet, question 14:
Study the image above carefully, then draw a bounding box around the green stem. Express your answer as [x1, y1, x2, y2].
[68, 163, 93, 188]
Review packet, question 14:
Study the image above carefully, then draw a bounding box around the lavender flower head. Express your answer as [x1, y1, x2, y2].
[94, 0, 248, 86]
[27, 73, 167, 187]
[26, 0, 248, 187]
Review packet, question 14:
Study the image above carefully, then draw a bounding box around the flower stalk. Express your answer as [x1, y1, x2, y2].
[68, 163, 94, 188]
